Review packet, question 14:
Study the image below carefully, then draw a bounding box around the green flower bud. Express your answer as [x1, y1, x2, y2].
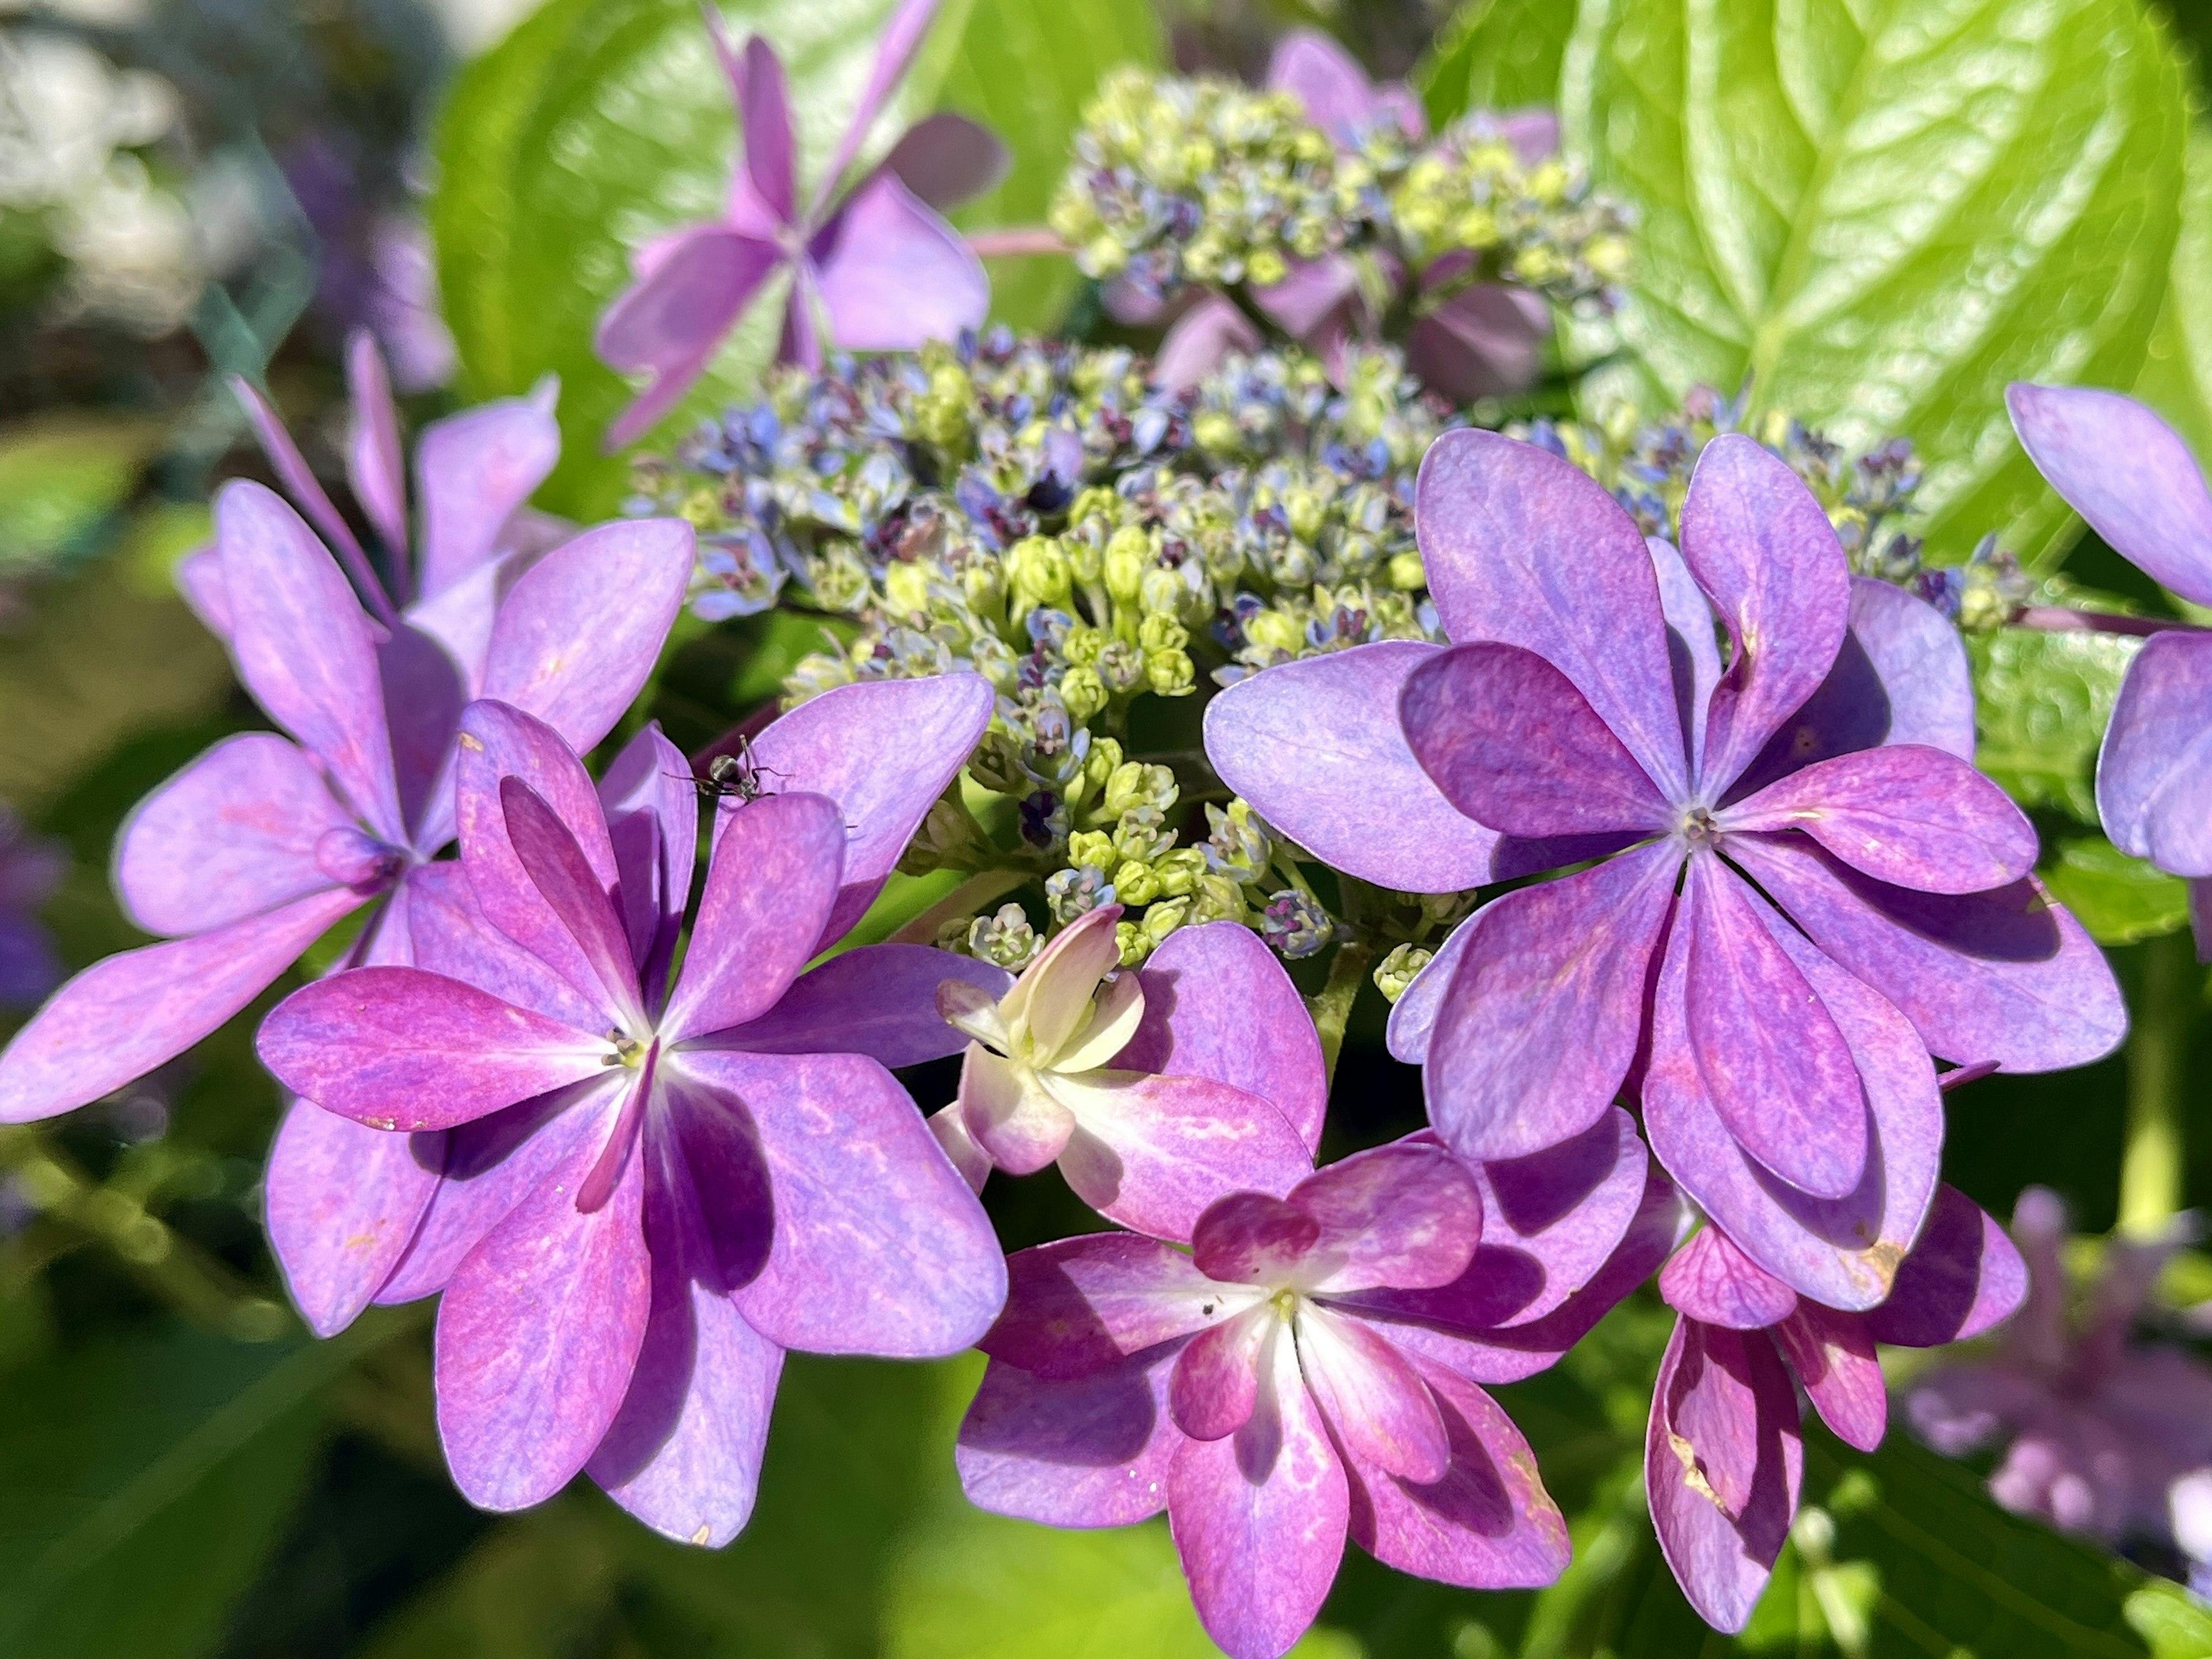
[1154, 847, 1208, 897]
[1386, 551, 1427, 591]
[1113, 806, 1177, 863]
[1068, 829, 1118, 870]
[808, 543, 872, 612]
[1142, 898, 1189, 946]
[1059, 665, 1108, 724]
[1373, 943, 1434, 1004]
[1062, 624, 1105, 668]
[882, 560, 933, 616]
[962, 559, 1007, 615]
[1113, 859, 1162, 905]
[917, 358, 975, 454]
[1084, 737, 1124, 794]
[934, 916, 976, 953]
[1187, 872, 1250, 924]
[1104, 760, 1178, 818]
[1104, 524, 1151, 603]
[1115, 921, 1150, 967]
[1064, 532, 1104, 586]
[1095, 640, 1146, 694]
[1005, 535, 1072, 611]
[1145, 647, 1196, 697]
[1138, 613, 1189, 654]
[1244, 608, 1302, 655]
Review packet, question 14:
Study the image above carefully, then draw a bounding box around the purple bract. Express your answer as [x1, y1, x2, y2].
[0, 804, 64, 1009]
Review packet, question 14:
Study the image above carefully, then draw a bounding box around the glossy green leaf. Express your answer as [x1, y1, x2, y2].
[2043, 835, 2190, 945]
[1969, 624, 2141, 822]
[1416, 0, 1579, 128]
[1560, 0, 2190, 568]
[2134, 126, 2212, 472]
[938, 0, 1163, 332]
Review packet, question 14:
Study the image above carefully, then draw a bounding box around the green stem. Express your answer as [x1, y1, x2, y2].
[886, 869, 1031, 945]
[1309, 938, 1374, 1089]
[2119, 927, 2196, 1238]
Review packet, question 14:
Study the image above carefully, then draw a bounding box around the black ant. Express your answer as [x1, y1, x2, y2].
[676, 740, 783, 804]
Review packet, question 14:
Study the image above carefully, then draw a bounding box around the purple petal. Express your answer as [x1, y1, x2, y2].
[265, 1096, 441, 1336]
[962, 1049, 1074, 1175]
[711, 943, 1010, 1069]
[1191, 1192, 1322, 1286]
[707, 21, 796, 225]
[1345, 1361, 1570, 1590]
[1404, 284, 1548, 403]
[1863, 1183, 2028, 1347]
[957, 1349, 1181, 1527]
[401, 556, 507, 724]
[1459, 1108, 1649, 1327]
[500, 777, 645, 1024]
[1056, 1072, 1313, 1243]
[812, 0, 943, 218]
[1382, 914, 1471, 1066]
[1772, 1302, 1885, 1452]
[403, 861, 606, 1032]
[673, 1047, 1006, 1357]
[1426, 840, 1680, 1162]
[1169, 1325, 1347, 1659]
[598, 724, 696, 999]
[810, 173, 988, 351]
[1415, 430, 1689, 798]
[1204, 641, 1498, 892]
[378, 622, 468, 842]
[598, 229, 782, 451]
[1171, 1304, 1272, 1441]
[1403, 640, 1673, 838]
[1679, 434, 1851, 795]
[1678, 854, 1866, 1200]
[345, 331, 410, 565]
[479, 518, 694, 755]
[217, 481, 404, 843]
[1287, 1140, 1482, 1294]
[0, 887, 362, 1123]
[1153, 294, 1263, 391]
[1643, 881, 1941, 1311]
[414, 384, 562, 599]
[1659, 1226, 1798, 1330]
[176, 544, 232, 641]
[1297, 1304, 1450, 1481]
[1253, 255, 1359, 338]
[434, 1124, 652, 1511]
[1267, 29, 1393, 143]
[740, 675, 993, 948]
[982, 1233, 1239, 1379]
[1726, 835, 2126, 1073]
[1724, 745, 2037, 894]
[1645, 1317, 1802, 1635]
[2007, 383, 2212, 607]
[257, 965, 609, 1131]
[880, 111, 1009, 211]
[115, 733, 354, 935]
[228, 375, 380, 604]
[2099, 630, 2212, 874]
[663, 793, 844, 1043]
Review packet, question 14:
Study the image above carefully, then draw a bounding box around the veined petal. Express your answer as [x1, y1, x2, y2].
[1168, 1321, 1347, 1659]
[663, 791, 844, 1043]
[2008, 383, 2212, 608]
[1721, 745, 2037, 894]
[1346, 1362, 1570, 1590]
[1267, 28, 1398, 143]
[1402, 640, 1673, 838]
[1678, 853, 1866, 1200]
[377, 622, 468, 843]
[1645, 1317, 1802, 1635]
[1679, 435, 1851, 796]
[704, 17, 796, 224]
[1404, 284, 1548, 404]
[706, 945, 1011, 1069]
[265, 1097, 441, 1337]
[1286, 1140, 1481, 1294]
[676, 1048, 1006, 1357]
[810, 0, 944, 217]
[1192, 1191, 1322, 1285]
[116, 732, 355, 935]
[1771, 1302, 1884, 1452]
[2099, 630, 2212, 874]
[435, 1128, 652, 1511]
[1659, 1226, 1798, 1330]
[1296, 1304, 1449, 1482]
[962, 1047, 1074, 1174]
[928, 1101, 990, 1192]
[738, 674, 993, 949]
[1457, 1108, 1649, 1327]
[811, 173, 988, 350]
[982, 1233, 1255, 1378]
[1118, 920, 1328, 1150]
[499, 778, 645, 1025]
[414, 382, 562, 599]
[1728, 835, 2126, 1073]
[403, 862, 606, 1032]
[1171, 1303, 1274, 1441]
[1384, 913, 1471, 1066]
[1415, 430, 1689, 798]
[597, 724, 695, 998]
[1427, 840, 1679, 1162]
[228, 374, 377, 599]
[1057, 1071, 1312, 1243]
[597, 230, 783, 452]
[1863, 1183, 2027, 1348]
[1650, 535, 1721, 770]
[0, 886, 364, 1123]
[957, 1349, 1181, 1528]
[217, 481, 404, 843]
[1205, 640, 1498, 893]
[344, 331, 410, 565]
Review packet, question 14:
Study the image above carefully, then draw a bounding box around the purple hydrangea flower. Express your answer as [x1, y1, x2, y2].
[593, 0, 1002, 448]
[929, 907, 1322, 1238]
[0, 339, 695, 1143]
[1208, 431, 2123, 1309]
[2008, 385, 2212, 956]
[1906, 1187, 2212, 1557]
[256, 691, 1010, 1538]
[0, 805, 64, 1009]
[1647, 1187, 2025, 1631]
[958, 1122, 1686, 1659]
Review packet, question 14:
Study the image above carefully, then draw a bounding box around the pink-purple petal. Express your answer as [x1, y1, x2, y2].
[1152, 295, 1263, 391]
[1772, 1302, 1885, 1452]
[1287, 1140, 1482, 1295]
[709, 943, 1010, 1069]
[810, 172, 988, 352]
[1055, 1071, 1313, 1244]
[2097, 629, 2212, 874]
[597, 724, 696, 995]
[1192, 1192, 1322, 1286]
[982, 1233, 1238, 1379]
[1267, 28, 1399, 143]
[597, 229, 783, 451]
[1459, 1108, 1648, 1328]
[1204, 641, 1498, 892]
[226, 375, 380, 602]
[1863, 1183, 2028, 1347]
[1659, 1226, 1798, 1330]
[499, 778, 646, 1024]
[880, 111, 1009, 211]
[710, 21, 796, 226]
[812, 0, 944, 217]
[413, 383, 562, 599]
[1426, 840, 1679, 1162]
[957, 1349, 1181, 1528]
[1296, 1304, 1450, 1482]
[345, 331, 410, 565]
[1404, 283, 1550, 403]
[265, 1096, 442, 1336]
[1171, 1304, 1272, 1441]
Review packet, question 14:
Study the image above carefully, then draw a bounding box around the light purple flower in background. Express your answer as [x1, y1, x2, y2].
[0, 340, 695, 1147]
[594, 0, 1002, 449]
[1207, 430, 2124, 1310]
[1149, 31, 1554, 400]
[1647, 1186, 2025, 1631]
[929, 906, 1321, 1237]
[2009, 385, 2212, 958]
[958, 1128, 1686, 1659]
[0, 806, 65, 1009]
[257, 692, 1009, 1539]
[1907, 1186, 2212, 1560]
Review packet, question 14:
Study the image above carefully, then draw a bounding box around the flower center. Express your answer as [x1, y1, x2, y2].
[1678, 804, 1721, 850]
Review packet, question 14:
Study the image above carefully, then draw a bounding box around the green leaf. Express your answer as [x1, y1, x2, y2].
[359, 1500, 620, 1659]
[2043, 835, 2191, 945]
[0, 1322, 366, 1659]
[0, 417, 156, 577]
[939, 0, 1164, 332]
[2126, 1580, 2212, 1659]
[2134, 125, 2212, 470]
[1416, 0, 1579, 128]
[1560, 0, 2190, 567]
[431, 0, 956, 518]
[1968, 624, 2141, 821]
